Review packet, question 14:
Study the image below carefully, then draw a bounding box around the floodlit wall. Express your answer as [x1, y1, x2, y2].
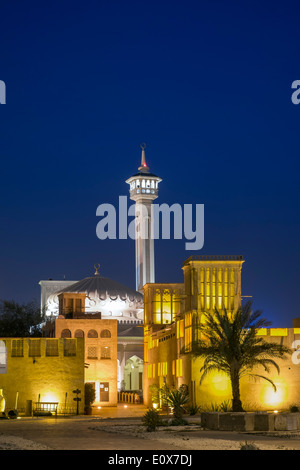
[54, 318, 118, 406]
[0, 337, 85, 414]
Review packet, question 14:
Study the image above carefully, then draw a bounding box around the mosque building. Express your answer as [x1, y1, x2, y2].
[39, 145, 162, 406]
[2, 144, 300, 416]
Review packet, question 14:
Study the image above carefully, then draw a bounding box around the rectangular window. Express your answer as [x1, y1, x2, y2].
[144, 344, 148, 363]
[176, 359, 183, 377]
[88, 346, 98, 359]
[46, 339, 59, 357]
[101, 346, 111, 359]
[29, 339, 41, 357]
[11, 339, 24, 357]
[63, 339, 76, 356]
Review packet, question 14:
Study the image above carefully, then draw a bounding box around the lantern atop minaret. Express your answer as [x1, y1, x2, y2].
[126, 143, 162, 203]
[126, 144, 162, 293]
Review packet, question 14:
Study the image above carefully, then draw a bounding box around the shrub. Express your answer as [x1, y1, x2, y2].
[142, 408, 163, 432]
[167, 389, 189, 424]
[186, 404, 201, 415]
[85, 383, 96, 408]
[240, 441, 260, 451]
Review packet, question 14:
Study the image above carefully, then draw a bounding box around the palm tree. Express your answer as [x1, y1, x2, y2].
[190, 301, 291, 412]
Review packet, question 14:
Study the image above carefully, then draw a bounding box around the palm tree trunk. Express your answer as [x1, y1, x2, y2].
[230, 369, 244, 412]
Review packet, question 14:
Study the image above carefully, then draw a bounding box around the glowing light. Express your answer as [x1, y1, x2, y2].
[152, 403, 158, 409]
[260, 379, 288, 408]
[207, 372, 231, 396]
[124, 405, 127, 408]
[274, 410, 279, 413]
[42, 392, 59, 403]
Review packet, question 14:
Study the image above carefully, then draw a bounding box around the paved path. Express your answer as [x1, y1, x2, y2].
[1, 415, 300, 450]
[0, 416, 185, 450]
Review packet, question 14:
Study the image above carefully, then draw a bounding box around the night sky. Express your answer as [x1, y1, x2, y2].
[0, 0, 300, 327]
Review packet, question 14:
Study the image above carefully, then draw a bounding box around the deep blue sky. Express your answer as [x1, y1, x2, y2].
[0, 0, 299, 326]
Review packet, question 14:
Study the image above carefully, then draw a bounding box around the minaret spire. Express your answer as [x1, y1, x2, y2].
[138, 143, 149, 173]
[126, 144, 162, 293]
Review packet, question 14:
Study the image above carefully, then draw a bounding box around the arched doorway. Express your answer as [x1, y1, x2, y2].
[124, 355, 143, 391]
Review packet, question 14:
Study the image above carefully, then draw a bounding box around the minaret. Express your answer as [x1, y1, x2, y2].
[126, 144, 162, 293]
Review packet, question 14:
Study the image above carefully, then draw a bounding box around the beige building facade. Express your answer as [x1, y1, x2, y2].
[0, 337, 85, 415]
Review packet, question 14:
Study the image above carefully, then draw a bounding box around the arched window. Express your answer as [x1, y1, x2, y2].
[142, 179, 145, 188]
[74, 329, 84, 338]
[61, 329, 71, 338]
[100, 329, 111, 338]
[87, 329, 98, 338]
[0, 340, 7, 374]
[136, 179, 140, 188]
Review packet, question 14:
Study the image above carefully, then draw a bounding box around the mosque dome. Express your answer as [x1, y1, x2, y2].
[46, 265, 144, 323]
[58, 270, 143, 304]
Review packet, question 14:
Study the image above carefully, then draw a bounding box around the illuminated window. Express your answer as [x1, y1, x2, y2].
[185, 327, 192, 352]
[176, 359, 182, 377]
[29, 339, 41, 357]
[172, 360, 175, 376]
[11, 339, 23, 357]
[87, 329, 98, 338]
[153, 289, 161, 324]
[46, 339, 59, 357]
[162, 290, 171, 324]
[100, 329, 111, 338]
[63, 339, 76, 356]
[101, 346, 111, 359]
[176, 320, 184, 338]
[144, 344, 148, 362]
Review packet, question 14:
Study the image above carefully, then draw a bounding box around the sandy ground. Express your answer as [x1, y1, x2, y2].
[88, 423, 294, 450]
[0, 409, 298, 450]
[0, 433, 51, 450]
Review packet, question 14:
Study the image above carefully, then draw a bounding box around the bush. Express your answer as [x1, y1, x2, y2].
[85, 383, 96, 408]
[142, 408, 163, 432]
[240, 442, 260, 451]
[170, 417, 189, 426]
[186, 404, 201, 415]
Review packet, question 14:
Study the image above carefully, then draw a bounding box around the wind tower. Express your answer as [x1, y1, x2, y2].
[126, 144, 162, 293]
